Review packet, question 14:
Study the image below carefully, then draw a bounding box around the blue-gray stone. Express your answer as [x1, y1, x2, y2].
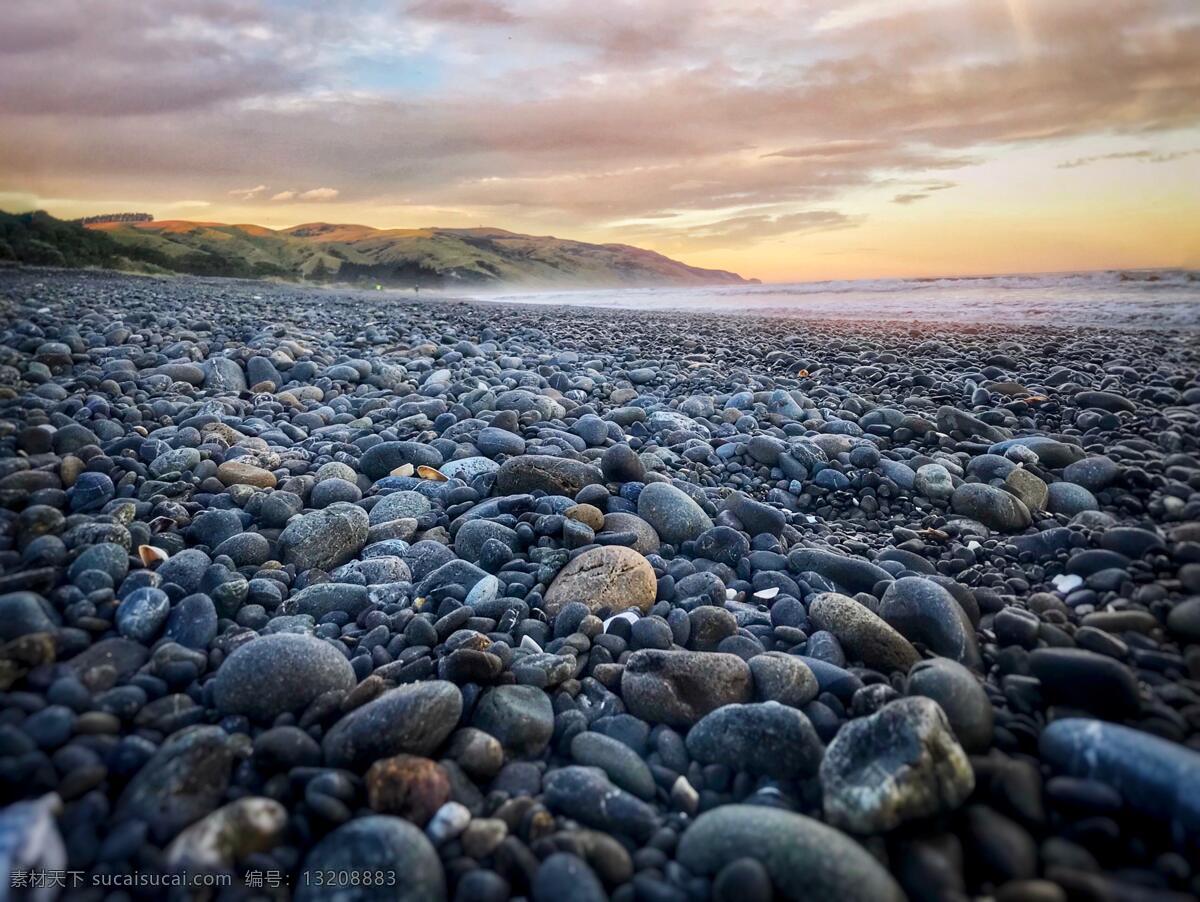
[786, 548, 892, 595]
[1041, 718, 1200, 842]
[322, 682, 462, 769]
[297, 816, 445, 902]
[987, 437, 1085, 469]
[637, 482, 713, 546]
[213, 634, 357, 721]
[0, 592, 58, 640]
[685, 701, 823, 779]
[879, 577, 981, 668]
[115, 587, 170, 642]
[677, 805, 904, 902]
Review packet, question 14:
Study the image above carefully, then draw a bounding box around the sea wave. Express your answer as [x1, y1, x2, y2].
[467, 269, 1200, 329]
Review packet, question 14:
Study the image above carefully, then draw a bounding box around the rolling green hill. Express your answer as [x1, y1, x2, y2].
[1, 209, 753, 286]
[82, 217, 752, 287]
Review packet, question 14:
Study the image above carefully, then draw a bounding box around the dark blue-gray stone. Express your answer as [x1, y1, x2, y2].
[1040, 718, 1200, 842]
[164, 593, 219, 649]
[987, 437, 1085, 468]
[69, 472, 115, 513]
[322, 681, 462, 769]
[471, 684, 555, 756]
[570, 731, 656, 800]
[685, 701, 823, 779]
[543, 766, 658, 842]
[67, 542, 129, 583]
[284, 582, 371, 619]
[1028, 648, 1141, 719]
[677, 805, 905, 902]
[786, 548, 893, 595]
[297, 816, 445, 902]
[879, 577, 981, 669]
[115, 587, 170, 642]
[0, 591, 58, 640]
[116, 725, 241, 843]
[533, 853, 606, 902]
[213, 634, 357, 721]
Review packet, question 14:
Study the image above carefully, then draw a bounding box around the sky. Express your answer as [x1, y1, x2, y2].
[0, 0, 1198, 282]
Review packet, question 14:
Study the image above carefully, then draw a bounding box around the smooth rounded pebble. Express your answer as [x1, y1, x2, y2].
[676, 805, 906, 902]
[213, 634, 357, 721]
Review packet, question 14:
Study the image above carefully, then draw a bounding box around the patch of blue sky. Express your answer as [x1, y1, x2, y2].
[345, 53, 443, 93]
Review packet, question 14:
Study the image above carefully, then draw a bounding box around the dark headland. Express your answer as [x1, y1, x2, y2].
[1, 268, 1198, 901]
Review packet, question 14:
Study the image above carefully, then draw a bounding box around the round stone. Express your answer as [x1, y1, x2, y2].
[543, 546, 657, 617]
[495, 454, 603, 496]
[533, 853, 606, 902]
[808, 593, 920, 673]
[323, 682, 463, 769]
[115, 587, 170, 642]
[951, 483, 1031, 531]
[570, 731, 656, 800]
[471, 684, 555, 757]
[370, 491, 432, 525]
[878, 577, 980, 668]
[213, 634, 357, 721]
[278, 503, 369, 573]
[677, 805, 905, 902]
[621, 649, 753, 727]
[637, 483, 713, 545]
[0, 592, 58, 640]
[685, 701, 823, 779]
[748, 652, 819, 707]
[365, 755, 451, 825]
[906, 658, 993, 752]
[297, 816, 445, 902]
[819, 697, 974, 833]
[216, 460, 277, 488]
[1046, 482, 1099, 516]
[599, 512, 661, 555]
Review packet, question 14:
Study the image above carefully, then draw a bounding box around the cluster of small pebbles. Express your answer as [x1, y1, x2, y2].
[1, 269, 1199, 902]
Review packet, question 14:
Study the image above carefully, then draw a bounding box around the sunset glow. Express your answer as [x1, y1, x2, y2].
[1, 0, 1197, 280]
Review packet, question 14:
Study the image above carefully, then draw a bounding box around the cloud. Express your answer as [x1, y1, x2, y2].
[1058, 148, 1200, 168]
[892, 181, 957, 203]
[268, 187, 339, 202]
[408, 0, 517, 25]
[229, 184, 268, 200]
[763, 140, 890, 159]
[0, 1, 305, 117]
[630, 209, 859, 252]
[297, 187, 339, 201]
[0, 0, 1198, 242]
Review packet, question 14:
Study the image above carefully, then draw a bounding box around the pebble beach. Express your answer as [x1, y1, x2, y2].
[1, 267, 1199, 901]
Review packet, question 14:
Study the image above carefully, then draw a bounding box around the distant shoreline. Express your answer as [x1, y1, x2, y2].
[3, 265, 1198, 334]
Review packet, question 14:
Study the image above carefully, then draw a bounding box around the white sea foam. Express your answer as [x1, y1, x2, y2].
[463, 269, 1200, 329]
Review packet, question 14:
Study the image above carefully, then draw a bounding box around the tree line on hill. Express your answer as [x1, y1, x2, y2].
[72, 213, 154, 225]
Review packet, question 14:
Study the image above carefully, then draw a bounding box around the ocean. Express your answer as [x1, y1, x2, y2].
[465, 269, 1200, 329]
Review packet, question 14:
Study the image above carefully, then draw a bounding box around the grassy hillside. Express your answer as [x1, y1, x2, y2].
[89, 218, 752, 287]
[0, 209, 752, 286]
[0, 210, 290, 279]
[0, 209, 157, 270]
